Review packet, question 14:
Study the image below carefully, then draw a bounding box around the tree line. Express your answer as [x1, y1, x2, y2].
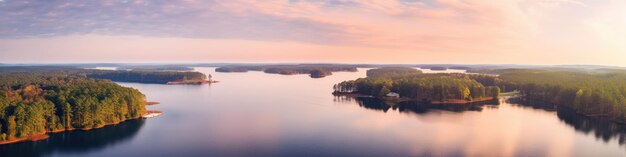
[337, 67, 626, 123]
[334, 69, 500, 102]
[85, 70, 207, 84]
[216, 64, 358, 78]
[497, 69, 626, 122]
[0, 66, 208, 84]
[0, 70, 146, 141]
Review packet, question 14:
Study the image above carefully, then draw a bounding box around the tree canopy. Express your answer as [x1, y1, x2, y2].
[335, 68, 500, 102]
[497, 69, 626, 122]
[0, 70, 146, 141]
[86, 70, 207, 84]
[216, 64, 358, 78]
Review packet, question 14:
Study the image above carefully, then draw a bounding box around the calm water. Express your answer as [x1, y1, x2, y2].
[2, 67, 626, 157]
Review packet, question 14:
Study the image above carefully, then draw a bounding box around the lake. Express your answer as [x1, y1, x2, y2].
[1, 67, 625, 157]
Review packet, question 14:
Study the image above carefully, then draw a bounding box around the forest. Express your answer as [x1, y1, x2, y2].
[0, 70, 146, 142]
[115, 66, 194, 71]
[496, 69, 626, 122]
[348, 67, 626, 122]
[0, 66, 208, 84]
[85, 70, 207, 84]
[334, 68, 500, 102]
[216, 64, 358, 78]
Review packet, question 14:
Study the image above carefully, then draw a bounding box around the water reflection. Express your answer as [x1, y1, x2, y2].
[506, 97, 557, 111]
[557, 108, 626, 145]
[341, 96, 500, 115]
[0, 119, 145, 157]
[342, 96, 626, 155]
[4, 67, 625, 156]
[507, 97, 626, 146]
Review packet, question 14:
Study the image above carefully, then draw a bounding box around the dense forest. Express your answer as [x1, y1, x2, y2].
[0, 66, 208, 84]
[85, 70, 207, 84]
[334, 68, 500, 102]
[337, 67, 626, 123]
[496, 69, 626, 122]
[115, 66, 194, 71]
[216, 64, 358, 78]
[0, 70, 146, 142]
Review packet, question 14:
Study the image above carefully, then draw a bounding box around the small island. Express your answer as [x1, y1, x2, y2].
[309, 69, 332, 78]
[429, 67, 448, 71]
[166, 79, 219, 85]
[334, 67, 500, 105]
[215, 64, 358, 78]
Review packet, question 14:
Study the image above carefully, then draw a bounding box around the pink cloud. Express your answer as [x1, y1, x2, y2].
[1, 0, 625, 65]
[206, 0, 535, 54]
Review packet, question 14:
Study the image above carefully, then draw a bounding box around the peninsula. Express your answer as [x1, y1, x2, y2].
[334, 67, 500, 105]
[0, 68, 149, 144]
[86, 70, 215, 85]
[335, 66, 626, 124]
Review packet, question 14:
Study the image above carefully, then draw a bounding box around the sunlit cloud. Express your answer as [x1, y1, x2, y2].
[0, 0, 625, 65]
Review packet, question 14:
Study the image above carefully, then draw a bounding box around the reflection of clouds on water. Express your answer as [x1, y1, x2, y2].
[343, 97, 496, 115]
[557, 107, 626, 146]
[207, 112, 281, 156]
[510, 97, 626, 147]
[337, 96, 626, 156]
[8, 66, 621, 156]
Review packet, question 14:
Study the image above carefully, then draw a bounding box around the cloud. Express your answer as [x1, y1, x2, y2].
[0, 0, 360, 44]
[0, 0, 533, 48]
[1, 0, 625, 65]
[194, 0, 536, 52]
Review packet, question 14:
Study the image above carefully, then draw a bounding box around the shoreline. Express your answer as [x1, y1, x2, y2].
[431, 97, 496, 105]
[166, 79, 219, 85]
[0, 114, 152, 145]
[511, 97, 626, 125]
[0, 134, 50, 145]
[333, 92, 498, 105]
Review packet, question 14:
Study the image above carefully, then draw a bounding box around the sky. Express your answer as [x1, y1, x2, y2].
[0, 0, 625, 65]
